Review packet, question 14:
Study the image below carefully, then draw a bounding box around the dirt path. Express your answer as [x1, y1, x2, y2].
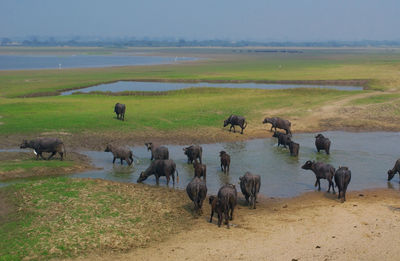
[79, 189, 400, 261]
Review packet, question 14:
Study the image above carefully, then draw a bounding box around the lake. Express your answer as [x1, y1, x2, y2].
[0, 55, 195, 70]
[61, 81, 363, 95]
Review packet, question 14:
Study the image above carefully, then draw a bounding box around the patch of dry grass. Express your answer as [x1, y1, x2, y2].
[0, 178, 194, 260]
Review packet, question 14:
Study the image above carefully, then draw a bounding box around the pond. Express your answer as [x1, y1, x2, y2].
[61, 81, 363, 95]
[2, 132, 398, 197]
[66, 131, 400, 198]
[0, 55, 195, 70]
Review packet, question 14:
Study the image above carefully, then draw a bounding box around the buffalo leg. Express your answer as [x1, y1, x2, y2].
[47, 152, 56, 160]
[39, 152, 46, 160]
[59, 152, 64, 161]
[229, 125, 233, 132]
[112, 157, 116, 164]
[120, 158, 123, 165]
[232, 125, 236, 133]
[240, 127, 244, 134]
[209, 209, 214, 223]
[317, 179, 321, 191]
[221, 163, 223, 171]
[156, 176, 160, 185]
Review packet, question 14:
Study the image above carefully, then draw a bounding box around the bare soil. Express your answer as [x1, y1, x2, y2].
[79, 188, 400, 261]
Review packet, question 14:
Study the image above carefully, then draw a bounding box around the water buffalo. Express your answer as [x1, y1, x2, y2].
[263, 117, 292, 135]
[219, 151, 230, 173]
[137, 159, 178, 186]
[239, 172, 261, 209]
[335, 166, 351, 202]
[217, 184, 237, 228]
[193, 160, 206, 180]
[223, 115, 247, 134]
[20, 138, 65, 160]
[301, 160, 335, 193]
[104, 144, 133, 165]
[183, 145, 202, 164]
[315, 134, 331, 154]
[209, 195, 223, 227]
[288, 141, 300, 156]
[388, 159, 400, 181]
[272, 131, 292, 148]
[145, 142, 169, 160]
[186, 177, 207, 212]
[114, 103, 126, 121]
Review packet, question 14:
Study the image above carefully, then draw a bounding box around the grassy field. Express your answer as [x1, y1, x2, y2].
[1, 47, 400, 98]
[0, 88, 357, 136]
[0, 177, 193, 260]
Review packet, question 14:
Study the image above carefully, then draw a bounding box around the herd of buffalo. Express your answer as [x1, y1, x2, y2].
[17, 105, 400, 228]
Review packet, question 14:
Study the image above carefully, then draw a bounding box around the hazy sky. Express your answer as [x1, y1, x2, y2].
[1, 0, 399, 41]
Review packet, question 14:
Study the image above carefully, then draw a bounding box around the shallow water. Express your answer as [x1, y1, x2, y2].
[0, 55, 195, 70]
[67, 131, 400, 197]
[61, 81, 362, 95]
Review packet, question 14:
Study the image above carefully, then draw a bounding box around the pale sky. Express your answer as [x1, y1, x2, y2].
[1, 0, 399, 41]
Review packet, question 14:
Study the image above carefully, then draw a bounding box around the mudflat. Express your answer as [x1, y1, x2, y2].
[81, 188, 400, 261]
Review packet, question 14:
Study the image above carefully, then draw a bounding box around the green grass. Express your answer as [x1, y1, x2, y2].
[351, 93, 400, 105]
[0, 160, 72, 172]
[0, 88, 357, 135]
[0, 177, 193, 260]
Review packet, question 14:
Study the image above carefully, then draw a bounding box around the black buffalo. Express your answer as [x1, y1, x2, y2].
[114, 103, 126, 121]
[20, 138, 65, 160]
[273, 131, 292, 148]
[105, 144, 133, 166]
[263, 117, 292, 135]
[186, 177, 207, 212]
[145, 142, 169, 160]
[388, 159, 400, 181]
[301, 160, 335, 193]
[183, 145, 202, 164]
[219, 151, 230, 173]
[288, 141, 300, 156]
[315, 134, 331, 155]
[223, 115, 247, 134]
[209, 196, 223, 227]
[137, 159, 178, 186]
[239, 172, 261, 209]
[193, 160, 206, 180]
[335, 166, 351, 202]
[217, 184, 237, 228]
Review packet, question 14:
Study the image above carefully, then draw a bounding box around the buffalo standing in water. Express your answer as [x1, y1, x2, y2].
[239, 172, 261, 209]
[137, 159, 178, 186]
[186, 177, 207, 212]
[145, 142, 169, 160]
[183, 145, 203, 164]
[335, 166, 351, 202]
[20, 138, 66, 160]
[288, 141, 300, 157]
[301, 160, 335, 193]
[219, 151, 230, 173]
[114, 103, 126, 121]
[315, 134, 331, 154]
[272, 131, 292, 148]
[104, 144, 133, 166]
[388, 159, 400, 181]
[262, 117, 292, 135]
[223, 115, 247, 134]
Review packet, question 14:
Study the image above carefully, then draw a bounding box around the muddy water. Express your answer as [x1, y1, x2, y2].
[61, 81, 362, 95]
[68, 132, 400, 197]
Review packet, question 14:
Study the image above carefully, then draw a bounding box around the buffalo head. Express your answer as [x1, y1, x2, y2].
[388, 169, 396, 181]
[301, 160, 314, 170]
[104, 144, 113, 152]
[137, 171, 147, 183]
[20, 139, 29, 149]
[145, 142, 153, 151]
